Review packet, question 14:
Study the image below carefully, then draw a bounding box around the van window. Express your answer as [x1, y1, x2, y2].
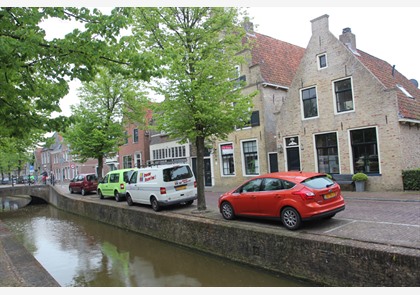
[123, 171, 132, 183]
[163, 166, 193, 182]
[129, 171, 137, 183]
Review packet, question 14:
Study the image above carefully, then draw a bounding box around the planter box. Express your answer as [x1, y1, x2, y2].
[355, 181, 366, 192]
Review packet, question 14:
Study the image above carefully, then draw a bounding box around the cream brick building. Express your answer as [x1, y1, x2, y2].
[212, 27, 305, 188]
[276, 15, 420, 191]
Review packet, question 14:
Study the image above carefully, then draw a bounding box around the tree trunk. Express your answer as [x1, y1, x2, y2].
[195, 135, 207, 211]
[97, 155, 103, 180]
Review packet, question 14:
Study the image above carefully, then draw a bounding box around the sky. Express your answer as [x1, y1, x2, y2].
[6, 1, 420, 117]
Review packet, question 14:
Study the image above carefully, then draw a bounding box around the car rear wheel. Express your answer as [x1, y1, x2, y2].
[114, 190, 121, 202]
[151, 196, 160, 212]
[126, 194, 134, 206]
[81, 188, 86, 196]
[220, 202, 235, 220]
[69, 187, 74, 194]
[98, 189, 104, 199]
[281, 207, 301, 230]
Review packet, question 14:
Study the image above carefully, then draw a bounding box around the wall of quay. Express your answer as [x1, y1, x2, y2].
[2, 186, 419, 287]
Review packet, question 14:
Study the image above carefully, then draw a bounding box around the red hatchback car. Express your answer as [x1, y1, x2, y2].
[218, 171, 345, 230]
[69, 174, 98, 196]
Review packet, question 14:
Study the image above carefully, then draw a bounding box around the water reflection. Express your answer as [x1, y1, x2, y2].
[1, 204, 313, 287]
[0, 195, 32, 212]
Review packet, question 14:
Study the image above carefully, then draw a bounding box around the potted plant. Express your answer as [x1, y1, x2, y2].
[352, 172, 368, 192]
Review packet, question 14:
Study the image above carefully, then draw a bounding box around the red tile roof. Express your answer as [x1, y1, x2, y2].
[356, 50, 420, 121]
[250, 32, 305, 88]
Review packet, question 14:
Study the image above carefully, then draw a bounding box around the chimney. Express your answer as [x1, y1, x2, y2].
[243, 17, 255, 36]
[311, 14, 329, 35]
[339, 27, 357, 52]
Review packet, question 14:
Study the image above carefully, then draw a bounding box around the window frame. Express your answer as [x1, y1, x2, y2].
[333, 77, 355, 114]
[241, 139, 260, 176]
[314, 132, 340, 174]
[317, 53, 328, 70]
[349, 127, 380, 175]
[220, 143, 235, 177]
[300, 86, 319, 120]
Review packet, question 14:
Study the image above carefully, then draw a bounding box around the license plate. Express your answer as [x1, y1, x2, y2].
[175, 185, 187, 191]
[324, 192, 336, 199]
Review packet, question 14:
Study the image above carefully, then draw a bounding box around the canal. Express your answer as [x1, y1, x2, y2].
[0, 198, 314, 287]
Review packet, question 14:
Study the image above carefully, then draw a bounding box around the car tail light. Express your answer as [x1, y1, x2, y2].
[120, 183, 124, 190]
[292, 188, 316, 201]
[160, 187, 166, 194]
[194, 181, 197, 188]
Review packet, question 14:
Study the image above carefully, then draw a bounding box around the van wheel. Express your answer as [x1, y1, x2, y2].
[114, 191, 121, 202]
[126, 194, 134, 206]
[151, 197, 161, 212]
[185, 200, 194, 206]
[98, 190, 104, 199]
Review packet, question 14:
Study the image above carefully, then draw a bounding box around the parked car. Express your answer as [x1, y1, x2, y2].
[69, 174, 98, 196]
[218, 171, 346, 230]
[1, 177, 10, 185]
[97, 168, 135, 202]
[125, 163, 197, 211]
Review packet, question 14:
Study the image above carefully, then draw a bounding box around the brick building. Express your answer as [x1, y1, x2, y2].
[276, 14, 420, 191]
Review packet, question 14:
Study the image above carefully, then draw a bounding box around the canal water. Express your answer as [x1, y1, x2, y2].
[0, 200, 314, 287]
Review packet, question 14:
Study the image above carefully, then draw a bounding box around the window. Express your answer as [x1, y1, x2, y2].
[318, 53, 327, 69]
[109, 173, 119, 183]
[135, 153, 142, 168]
[124, 131, 128, 145]
[301, 87, 318, 119]
[334, 78, 354, 113]
[238, 178, 262, 193]
[221, 143, 235, 176]
[315, 133, 339, 174]
[123, 155, 132, 169]
[133, 128, 138, 143]
[350, 127, 379, 174]
[242, 140, 259, 175]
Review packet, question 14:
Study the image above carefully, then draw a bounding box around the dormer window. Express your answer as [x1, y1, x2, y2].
[396, 84, 413, 99]
[317, 53, 327, 69]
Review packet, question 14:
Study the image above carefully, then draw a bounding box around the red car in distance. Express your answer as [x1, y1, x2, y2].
[69, 173, 98, 196]
[218, 171, 345, 230]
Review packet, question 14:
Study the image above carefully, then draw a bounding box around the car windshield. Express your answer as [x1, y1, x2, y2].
[301, 175, 334, 189]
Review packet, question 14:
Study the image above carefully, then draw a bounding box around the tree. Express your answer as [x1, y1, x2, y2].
[125, 7, 257, 210]
[0, 7, 155, 143]
[63, 68, 149, 179]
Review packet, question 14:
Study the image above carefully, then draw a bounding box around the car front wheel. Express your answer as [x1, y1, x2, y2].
[81, 188, 86, 196]
[98, 189, 104, 199]
[220, 202, 235, 220]
[281, 207, 301, 230]
[126, 194, 134, 206]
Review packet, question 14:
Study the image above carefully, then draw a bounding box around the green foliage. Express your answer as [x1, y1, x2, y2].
[0, 7, 151, 141]
[402, 168, 420, 191]
[127, 7, 256, 142]
[63, 68, 146, 178]
[0, 137, 32, 177]
[123, 7, 256, 210]
[352, 172, 368, 182]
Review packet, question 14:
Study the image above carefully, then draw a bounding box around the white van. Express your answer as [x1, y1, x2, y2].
[125, 163, 197, 211]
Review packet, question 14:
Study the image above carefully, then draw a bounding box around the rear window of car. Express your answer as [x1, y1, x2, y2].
[302, 176, 334, 189]
[86, 175, 97, 182]
[163, 166, 193, 182]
